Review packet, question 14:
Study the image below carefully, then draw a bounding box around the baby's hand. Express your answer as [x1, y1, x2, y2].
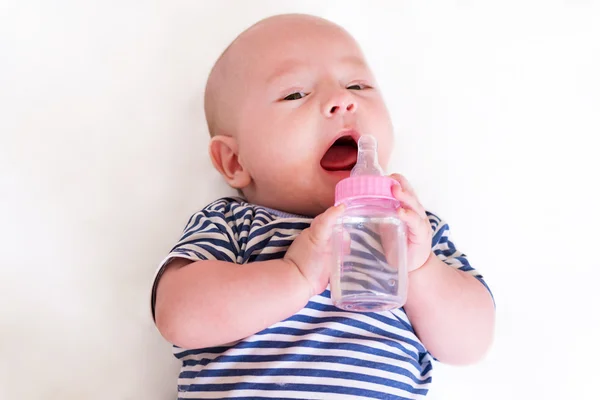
[284, 204, 345, 298]
[390, 174, 433, 272]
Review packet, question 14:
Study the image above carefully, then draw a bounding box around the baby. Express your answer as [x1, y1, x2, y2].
[151, 13, 495, 399]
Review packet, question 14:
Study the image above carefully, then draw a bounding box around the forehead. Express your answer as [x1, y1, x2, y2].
[229, 19, 366, 80]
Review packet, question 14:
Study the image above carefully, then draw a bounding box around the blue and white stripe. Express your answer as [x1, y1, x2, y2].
[152, 197, 490, 399]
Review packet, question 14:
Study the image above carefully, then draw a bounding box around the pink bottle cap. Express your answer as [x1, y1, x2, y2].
[335, 175, 398, 205]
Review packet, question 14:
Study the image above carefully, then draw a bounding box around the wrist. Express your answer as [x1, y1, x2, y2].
[409, 251, 436, 276]
[406, 252, 465, 306]
[282, 257, 315, 300]
[406, 252, 447, 301]
[406, 252, 438, 309]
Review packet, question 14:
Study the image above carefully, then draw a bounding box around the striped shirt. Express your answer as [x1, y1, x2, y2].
[151, 197, 491, 399]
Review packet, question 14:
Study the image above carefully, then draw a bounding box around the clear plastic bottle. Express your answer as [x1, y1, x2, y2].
[331, 135, 408, 312]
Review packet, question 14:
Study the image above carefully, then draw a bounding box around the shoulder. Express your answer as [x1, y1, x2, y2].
[185, 197, 252, 225]
[185, 197, 309, 236]
[202, 196, 250, 216]
[202, 197, 310, 224]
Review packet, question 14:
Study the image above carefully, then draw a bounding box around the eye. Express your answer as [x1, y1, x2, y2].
[283, 92, 308, 101]
[347, 83, 370, 90]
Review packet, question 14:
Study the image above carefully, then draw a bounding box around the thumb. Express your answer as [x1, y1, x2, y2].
[307, 204, 345, 246]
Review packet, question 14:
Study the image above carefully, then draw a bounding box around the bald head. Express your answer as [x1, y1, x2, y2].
[202, 13, 392, 215]
[203, 14, 353, 137]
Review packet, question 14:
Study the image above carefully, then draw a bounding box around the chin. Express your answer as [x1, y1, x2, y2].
[319, 168, 352, 197]
[293, 170, 349, 216]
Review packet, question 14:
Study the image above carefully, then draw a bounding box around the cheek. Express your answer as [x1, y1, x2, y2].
[260, 108, 319, 158]
[238, 108, 280, 168]
[241, 139, 283, 179]
[239, 124, 314, 179]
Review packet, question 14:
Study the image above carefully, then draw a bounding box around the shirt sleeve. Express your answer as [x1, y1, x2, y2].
[428, 212, 494, 302]
[150, 199, 240, 320]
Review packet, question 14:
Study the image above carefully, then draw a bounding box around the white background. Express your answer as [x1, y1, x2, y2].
[1, 1, 599, 399]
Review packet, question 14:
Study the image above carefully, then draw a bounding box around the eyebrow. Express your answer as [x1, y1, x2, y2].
[266, 56, 368, 85]
[338, 55, 369, 69]
[266, 60, 306, 85]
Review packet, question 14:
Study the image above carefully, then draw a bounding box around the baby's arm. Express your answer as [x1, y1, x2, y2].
[154, 205, 344, 349]
[390, 174, 495, 365]
[404, 252, 495, 365]
[155, 257, 309, 349]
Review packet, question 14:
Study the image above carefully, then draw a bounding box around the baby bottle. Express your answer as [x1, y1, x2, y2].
[331, 134, 408, 312]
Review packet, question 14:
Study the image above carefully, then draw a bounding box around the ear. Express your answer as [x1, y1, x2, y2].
[209, 136, 252, 189]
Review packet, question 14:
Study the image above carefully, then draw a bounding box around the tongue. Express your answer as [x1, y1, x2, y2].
[320, 145, 357, 171]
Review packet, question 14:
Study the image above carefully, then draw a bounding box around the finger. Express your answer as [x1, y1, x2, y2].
[389, 173, 416, 198]
[342, 228, 352, 256]
[392, 185, 427, 219]
[309, 204, 345, 245]
[379, 221, 400, 267]
[398, 208, 430, 243]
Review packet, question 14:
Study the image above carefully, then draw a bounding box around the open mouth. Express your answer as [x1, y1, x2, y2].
[320, 135, 358, 171]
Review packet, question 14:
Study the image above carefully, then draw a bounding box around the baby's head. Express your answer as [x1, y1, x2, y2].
[205, 14, 394, 217]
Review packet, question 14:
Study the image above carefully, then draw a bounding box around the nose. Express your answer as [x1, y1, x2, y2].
[323, 91, 358, 117]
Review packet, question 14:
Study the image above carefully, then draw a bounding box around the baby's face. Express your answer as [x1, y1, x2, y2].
[223, 16, 394, 216]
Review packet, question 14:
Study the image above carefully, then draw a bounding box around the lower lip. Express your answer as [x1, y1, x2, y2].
[323, 169, 352, 179]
